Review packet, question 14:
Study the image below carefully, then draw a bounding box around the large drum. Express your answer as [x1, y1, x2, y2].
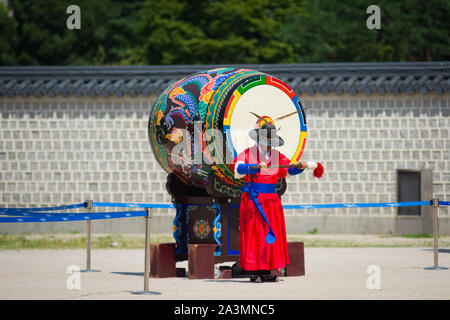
[148, 67, 307, 191]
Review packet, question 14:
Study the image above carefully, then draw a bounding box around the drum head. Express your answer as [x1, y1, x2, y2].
[208, 74, 307, 186]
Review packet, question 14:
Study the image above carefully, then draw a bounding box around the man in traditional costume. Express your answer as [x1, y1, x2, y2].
[233, 115, 323, 282]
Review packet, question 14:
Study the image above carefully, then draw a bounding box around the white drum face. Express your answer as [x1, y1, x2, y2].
[228, 84, 302, 161]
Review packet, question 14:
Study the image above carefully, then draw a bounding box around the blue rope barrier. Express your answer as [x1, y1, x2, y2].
[92, 200, 434, 210]
[0, 203, 85, 214]
[283, 200, 431, 210]
[92, 202, 175, 209]
[0, 200, 447, 224]
[0, 211, 147, 223]
[0, 211, 90, 217]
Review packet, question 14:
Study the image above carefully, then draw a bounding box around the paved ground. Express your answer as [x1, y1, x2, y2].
[0, 247, 449, 300]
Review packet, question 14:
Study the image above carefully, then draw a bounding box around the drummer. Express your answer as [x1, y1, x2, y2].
[233, 115, 320, 283]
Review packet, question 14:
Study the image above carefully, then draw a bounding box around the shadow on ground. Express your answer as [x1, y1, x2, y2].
[111, 271, 144, 277]
[422, 248, 450, 254]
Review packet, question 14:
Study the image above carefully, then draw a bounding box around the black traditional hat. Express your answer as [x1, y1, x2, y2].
[248, 115, 284, 147]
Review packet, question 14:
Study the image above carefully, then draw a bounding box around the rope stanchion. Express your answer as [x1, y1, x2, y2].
[424, 198, 448, 271]
[131, 208, 161, 295]
[81, 200, 100, 273]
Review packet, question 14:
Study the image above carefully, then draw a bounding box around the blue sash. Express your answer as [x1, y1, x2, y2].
[242, 182, 277, 244]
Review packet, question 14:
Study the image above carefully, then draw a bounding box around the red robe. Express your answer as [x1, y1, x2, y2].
[233, 145, 291, 271]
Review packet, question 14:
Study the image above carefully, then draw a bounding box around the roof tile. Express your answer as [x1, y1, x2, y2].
[0, 62, 448, 98]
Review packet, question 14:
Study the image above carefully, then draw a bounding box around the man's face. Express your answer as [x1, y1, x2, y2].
[259, 143, 271, 153]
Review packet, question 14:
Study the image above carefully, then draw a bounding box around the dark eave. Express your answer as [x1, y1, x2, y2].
[0, 62, 448, 98]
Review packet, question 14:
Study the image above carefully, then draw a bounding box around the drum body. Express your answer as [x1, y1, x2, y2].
[148, 67, 307, 190]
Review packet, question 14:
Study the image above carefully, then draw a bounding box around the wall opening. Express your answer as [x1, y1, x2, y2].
[397, 170, 421, 216]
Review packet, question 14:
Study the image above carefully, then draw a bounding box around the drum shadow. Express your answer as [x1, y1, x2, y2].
[422, 248, 450, 254]
[111, 271, 144, 277]
[203, 278, 284, 284]
[203, 279, 252, 284]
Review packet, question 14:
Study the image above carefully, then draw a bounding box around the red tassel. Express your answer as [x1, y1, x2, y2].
[313, 162, 324, 178]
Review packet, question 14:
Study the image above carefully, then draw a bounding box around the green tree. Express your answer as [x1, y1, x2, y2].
[12, 0, 78, 65]
[0, 4, 19, 65]
[279, 0, 450, 62]
[137, 0, 296, 64]
[107, 0, 146, 64]
[4, 0, 145, 65]
[2, 0, 448, 65]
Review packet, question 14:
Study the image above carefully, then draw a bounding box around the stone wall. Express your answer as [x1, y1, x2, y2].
[0, 93, 449, 234]
[293, 93, 449, 212]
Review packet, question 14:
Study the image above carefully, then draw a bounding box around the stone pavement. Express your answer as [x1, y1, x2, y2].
[0, 247, 449, 300]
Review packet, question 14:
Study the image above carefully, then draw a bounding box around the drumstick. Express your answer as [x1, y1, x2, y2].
[248, 164, 303, 169]
[274, 107, 310, 121]
[247, 162, 324, 179]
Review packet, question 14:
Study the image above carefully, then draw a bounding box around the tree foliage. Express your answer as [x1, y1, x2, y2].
[3, 0, 144, 65]
[0, 5, 19, 65]
[137, 0, 295, 64]
[280, 0, 450, 62]
[0, 0, 448, 65]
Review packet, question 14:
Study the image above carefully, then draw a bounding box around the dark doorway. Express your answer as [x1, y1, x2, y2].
[397, 170, 421, 216]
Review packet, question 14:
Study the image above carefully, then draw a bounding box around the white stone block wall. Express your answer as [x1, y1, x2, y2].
[0, 97, 171, 209]
[0, 93, 449, 233]
[286, 93, 450, 217]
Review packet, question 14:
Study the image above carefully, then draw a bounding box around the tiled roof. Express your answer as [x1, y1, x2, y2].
[0, 62, 448, 98]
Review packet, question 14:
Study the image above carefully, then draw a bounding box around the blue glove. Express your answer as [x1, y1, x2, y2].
[288, 166, 304, 176]
[237, 163, 260, 175]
